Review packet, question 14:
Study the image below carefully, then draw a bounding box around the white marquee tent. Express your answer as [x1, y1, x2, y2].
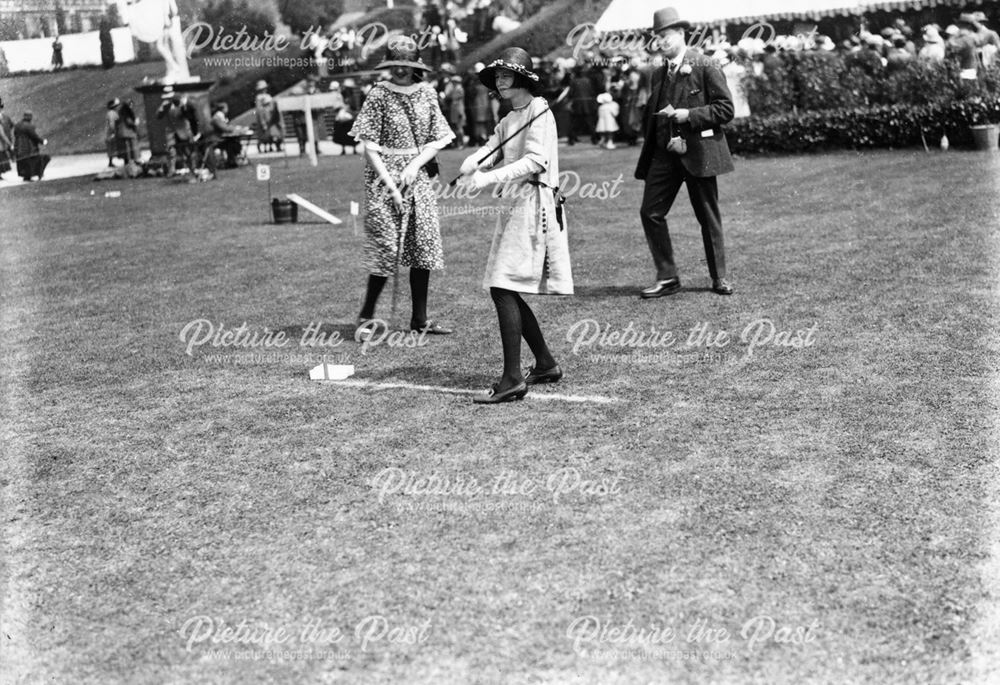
[594, 0, 990, 31]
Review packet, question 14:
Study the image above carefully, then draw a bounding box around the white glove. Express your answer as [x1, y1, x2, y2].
[479, 156, 544, 186]
[459, 148, 488, 176]
[470, 169, 492, 190]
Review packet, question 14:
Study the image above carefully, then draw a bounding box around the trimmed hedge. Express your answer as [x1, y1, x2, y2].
[727, 96, 1000, 153]
[744, 52, 1000, 115]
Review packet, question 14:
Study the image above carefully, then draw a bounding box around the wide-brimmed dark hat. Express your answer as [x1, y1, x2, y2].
[478, 47, 541, 93]
[375, 35, 431, 71]
[652, 7, 691, 32]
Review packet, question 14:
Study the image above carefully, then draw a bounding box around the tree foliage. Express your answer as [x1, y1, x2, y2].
[278, 0, 344, 35]
[200, 0, 278, 41]
[99, 16, 115, 68]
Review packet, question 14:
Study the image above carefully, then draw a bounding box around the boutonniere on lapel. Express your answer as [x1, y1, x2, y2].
[679, 64, 692, 76]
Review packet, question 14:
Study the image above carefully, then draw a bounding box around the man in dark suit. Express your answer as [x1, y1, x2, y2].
[635, 7, 735, 297]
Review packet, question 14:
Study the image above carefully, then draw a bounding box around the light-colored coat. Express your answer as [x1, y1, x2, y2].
[479, 97, 573, 295]
[596, 100, 620, 133]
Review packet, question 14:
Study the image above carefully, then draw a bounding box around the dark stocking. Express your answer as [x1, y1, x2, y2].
[515, 296, 556, 371]
[409, 268, 430, 329]
[490, 288, 524, 389]
[359, 275, 388, 320]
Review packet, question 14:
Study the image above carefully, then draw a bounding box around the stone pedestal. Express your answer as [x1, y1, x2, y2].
[135, 80, 214, 173]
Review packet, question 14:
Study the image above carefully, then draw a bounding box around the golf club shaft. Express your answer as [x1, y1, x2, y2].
[447, 90, 567, 187]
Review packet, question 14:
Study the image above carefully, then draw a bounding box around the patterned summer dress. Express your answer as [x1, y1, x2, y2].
[349, 81, 455, 276]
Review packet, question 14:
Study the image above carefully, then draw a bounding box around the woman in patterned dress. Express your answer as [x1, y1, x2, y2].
[459, 47, 574, 404]
[349, 36, 455, 336]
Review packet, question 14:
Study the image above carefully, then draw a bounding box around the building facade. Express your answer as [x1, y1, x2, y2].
[0, 0, 113, 39]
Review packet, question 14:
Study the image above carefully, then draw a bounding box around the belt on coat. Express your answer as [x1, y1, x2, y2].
[527, 179, 566, 231]
[380, 147, 420, 155]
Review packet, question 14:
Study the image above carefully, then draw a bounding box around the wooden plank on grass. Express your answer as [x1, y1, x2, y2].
[286, 193, 343, 225]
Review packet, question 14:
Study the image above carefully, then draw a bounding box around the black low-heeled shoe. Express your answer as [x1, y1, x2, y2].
[711, 279, 734, 295]
[525, 364, 562, 385]
[640, 277, 681, 299]
[473, 381, 528, 404]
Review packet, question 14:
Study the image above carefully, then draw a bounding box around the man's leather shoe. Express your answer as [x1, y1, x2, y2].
[411, 319, 453, 334]
[712, 279, 734, 295]
[473, 381, 528, 404]
[640, 278, 681, 299]
[525, 364, 562, 385]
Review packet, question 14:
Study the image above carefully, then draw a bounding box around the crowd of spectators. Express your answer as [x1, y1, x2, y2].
[506, 9, 1000, 146]
[308, 0, 536, 75]
[303, 7, 1000, 151]
[63, 7, 1000, 175]
[98, 88, 252, 181]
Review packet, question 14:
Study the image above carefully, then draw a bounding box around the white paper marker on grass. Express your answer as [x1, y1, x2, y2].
[309, 364, 355, 381]
[350, 201, 360, 236]
[286, 193, 343, 225]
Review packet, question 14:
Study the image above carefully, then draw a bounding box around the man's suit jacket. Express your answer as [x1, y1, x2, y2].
[635, 51, 735, 180]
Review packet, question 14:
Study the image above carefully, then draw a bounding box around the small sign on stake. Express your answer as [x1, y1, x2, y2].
[258, 164, 273, 222]
[350, 201, 360, 236]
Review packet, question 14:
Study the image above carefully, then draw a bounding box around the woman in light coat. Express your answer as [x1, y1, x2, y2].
[460, 47, 573, 404]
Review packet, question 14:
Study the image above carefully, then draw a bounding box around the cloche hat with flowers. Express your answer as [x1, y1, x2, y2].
[478, 47, 542, 94]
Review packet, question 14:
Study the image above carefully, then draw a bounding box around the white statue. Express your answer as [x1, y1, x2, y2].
[124, 0, 192, 83]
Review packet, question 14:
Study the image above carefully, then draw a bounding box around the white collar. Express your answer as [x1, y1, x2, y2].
[381, 81, 423, 95]
[669, 46, 687, 69]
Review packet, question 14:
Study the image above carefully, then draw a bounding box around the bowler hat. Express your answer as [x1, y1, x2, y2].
[652, 7, 691, 33]
[479, 47, 541, 93]
[375, 35, 431, 72]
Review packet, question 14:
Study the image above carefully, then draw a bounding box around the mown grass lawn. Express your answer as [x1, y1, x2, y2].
[1, 146, 998, 684]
